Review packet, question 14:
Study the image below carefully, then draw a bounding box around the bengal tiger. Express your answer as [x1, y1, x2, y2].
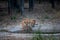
[20, 18, 36, 32]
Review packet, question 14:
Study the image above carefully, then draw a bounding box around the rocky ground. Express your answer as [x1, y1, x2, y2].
[0, 1, 60, 40]
[0, 2, 60, 32]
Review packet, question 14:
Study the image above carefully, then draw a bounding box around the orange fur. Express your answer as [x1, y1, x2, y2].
[21, 18, 36, 31]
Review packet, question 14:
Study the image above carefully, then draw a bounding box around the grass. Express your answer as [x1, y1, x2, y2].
[0, 30, 9, 32]
[11, 16, 17, 20]
[31, 30, 57, 40]
[33, 31, 60, 34]
[0, 29, 12, 32]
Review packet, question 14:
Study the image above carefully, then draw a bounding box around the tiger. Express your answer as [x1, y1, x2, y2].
[20, 18, 36, 32]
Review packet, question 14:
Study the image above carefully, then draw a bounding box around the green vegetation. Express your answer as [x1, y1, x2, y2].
[44, 15, 50, 19]
[31, 31, 57, 40]
[0, 30, 9, 32]
[11, 16, 17, 20]
[32, 35, 43, 40]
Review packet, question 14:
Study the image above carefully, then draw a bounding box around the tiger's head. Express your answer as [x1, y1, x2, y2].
[21, 18, 36, 30]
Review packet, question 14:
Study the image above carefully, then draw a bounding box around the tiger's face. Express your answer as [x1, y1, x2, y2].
[21, 18, 36, 30]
